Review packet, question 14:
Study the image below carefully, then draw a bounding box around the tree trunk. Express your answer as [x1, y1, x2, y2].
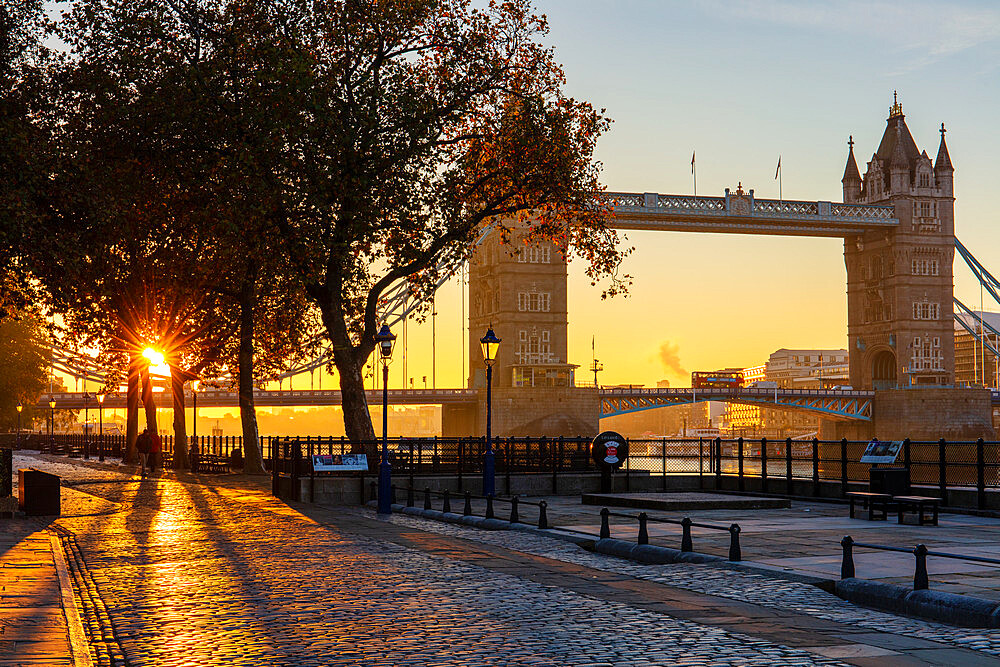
[238, 278, 265, 474]
[125, 352, 140, 463]
[170, 365, 189, 469]
[140, 366, 158, 432]
[338, 354, 376, 449]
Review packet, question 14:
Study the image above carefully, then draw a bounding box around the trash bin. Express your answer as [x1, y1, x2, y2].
[230, 447, 243, 470]
[18, 468, 60, 516]
[870, 466, 910, 496]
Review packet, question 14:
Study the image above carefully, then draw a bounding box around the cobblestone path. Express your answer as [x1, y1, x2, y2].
[15, 454, 1000, 666]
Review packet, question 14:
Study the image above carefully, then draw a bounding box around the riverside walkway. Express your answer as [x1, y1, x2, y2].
[6, 453, 1000, 665]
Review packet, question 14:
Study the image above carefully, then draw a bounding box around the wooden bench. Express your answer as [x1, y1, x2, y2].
[847, 491, 892, 521]
[893, 495, 940, 526]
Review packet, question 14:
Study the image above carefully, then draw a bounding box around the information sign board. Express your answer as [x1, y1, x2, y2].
[859, 439, 904, 464]
[311, 454, 369, 471]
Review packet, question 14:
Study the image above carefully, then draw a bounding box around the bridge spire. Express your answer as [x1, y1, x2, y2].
[935, 122, 953, 172]
[842, 135, 861, 202]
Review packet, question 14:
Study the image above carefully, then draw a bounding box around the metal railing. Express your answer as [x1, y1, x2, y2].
[840, 535, 1000, 590]
[600, 508, 742, 561]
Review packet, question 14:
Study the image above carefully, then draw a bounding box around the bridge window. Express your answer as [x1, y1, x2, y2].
[517, 245, 551, 264]
[911, 336, 943, 371]
[912, 301, 939, 320]
[912, 258, 939, 276]
[517, 291, 551, 312]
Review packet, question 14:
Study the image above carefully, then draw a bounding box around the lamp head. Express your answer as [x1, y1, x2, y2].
[374, 323, 396, 364]
[16, 401, 22, 413]
[96, 392, 105, 405]
[480, 326, 501, 366]
[48, 397, 56, 409]
[191, 379, 200, 392]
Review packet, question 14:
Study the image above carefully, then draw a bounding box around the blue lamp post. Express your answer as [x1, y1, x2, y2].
[375, 323, 397, 514]
[480, 326, 501, 498]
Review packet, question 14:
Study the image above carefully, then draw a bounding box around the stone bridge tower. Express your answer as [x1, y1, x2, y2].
[842, 96, 955, 389]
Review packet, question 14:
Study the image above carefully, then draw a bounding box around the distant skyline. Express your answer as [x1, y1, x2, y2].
[46, 1, 1000, 394]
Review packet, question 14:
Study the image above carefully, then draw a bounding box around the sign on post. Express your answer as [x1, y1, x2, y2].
[311, 454, 369, 472]
[859, 439, 903, 464]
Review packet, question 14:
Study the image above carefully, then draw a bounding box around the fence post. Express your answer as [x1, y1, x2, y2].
[840, 438, 848, 498]
[812, 437, 820, 497]
[728, 524, 742, 562]
[680, 517, 693, 552]
[840, 536, 855, 579]
[737, 437, 744, 492]
[625, 438, 631, 492]
[785, 437, 793, 494]
[510, 496, 519, 524]
[505, 439, 511, 496]
[715, 437, 722, 489]
[697, 438, 703, 489]
[538, 500, 548, 529]
[457, 438, 464, 491]
[443, 489, 451, 514]
[406, 484, 414, 508]
[903, 437, 912, 472]
[637, 512, 649, 545]
[600, 507, 610, 539]
[553, 436, 561, 495]
[913, 544, 929, 590]
[271, 438, 278, 497]
[938, 438, 947, 506]
[409, 446, 414, 492]
[760, 438, 768, 493]
[424, 487, 432, 511]
[464, 491, 472, 516]
[292, 440, 302, 503]
[663, 437, 668, 491]
[977, 438, 986, 510]
[485, 494, 494, 519]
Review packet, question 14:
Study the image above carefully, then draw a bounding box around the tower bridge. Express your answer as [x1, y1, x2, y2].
[42, 99, 998, 442]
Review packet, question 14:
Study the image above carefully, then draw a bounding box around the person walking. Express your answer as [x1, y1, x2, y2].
[136, 428, 152, 478]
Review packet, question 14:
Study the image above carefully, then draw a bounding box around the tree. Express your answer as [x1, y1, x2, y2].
[0, 316, 49, 431]
[241, 0, 627, 441]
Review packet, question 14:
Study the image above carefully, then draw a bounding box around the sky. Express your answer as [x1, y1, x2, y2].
[379, 0, 1000, 391]
[49, 0, 1000, 395]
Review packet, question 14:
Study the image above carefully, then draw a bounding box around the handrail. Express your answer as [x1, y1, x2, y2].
[840, 535, 1000, 590]
[602, 508, 742, 561]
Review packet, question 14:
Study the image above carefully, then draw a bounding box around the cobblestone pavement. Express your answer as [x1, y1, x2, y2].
[8, 453, 1000, 666]
[380, 510, 1000, 656]
[444, 492, 1000, 600]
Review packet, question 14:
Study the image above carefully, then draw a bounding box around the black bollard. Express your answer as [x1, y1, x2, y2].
[538, 501, 548, 529]
[424, 487, 432, 511]
[485, 495, 495, 519]
[510, 496, 520, 524]
[600, 507, 611, 539]
[638, 512, 649, 545]
[914, 544, 929, 590]
[728, 523, 742, 562]
[443, 489, 451, 513]
[406, 485, 415, 508]
[464, 491, 472, 516]
[841, 536, 855, 579]
[681, 517, 693, 552]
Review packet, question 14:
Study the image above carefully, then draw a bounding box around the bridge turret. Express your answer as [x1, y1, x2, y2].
[841, 136, 862, 203]
[935, 122, 954, 197]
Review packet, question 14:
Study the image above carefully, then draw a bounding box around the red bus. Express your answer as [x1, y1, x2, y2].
[691, 371, 744, 389]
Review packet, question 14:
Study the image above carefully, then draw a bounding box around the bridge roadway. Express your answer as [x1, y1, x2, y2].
[604, 190, 898, 236]
[34, 386, 938, 422]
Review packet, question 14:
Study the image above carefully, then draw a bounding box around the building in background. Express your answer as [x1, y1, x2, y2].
[954, 312, 1000, 388]
[722, 348, 849, 438]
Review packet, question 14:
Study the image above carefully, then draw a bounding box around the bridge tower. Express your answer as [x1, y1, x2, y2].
[461, 219, 598, 437]
[843, 97, 955, 389]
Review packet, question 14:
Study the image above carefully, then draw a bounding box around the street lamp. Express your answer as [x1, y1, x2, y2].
[480, 326, 501, 498]
[15, 401, 22, 449]
[48, 396, 56, 454]
[190, 380, 200, 467]
[374, 323, 396, 515]
[97, 391, 105, 461]
[82, 392, 91, 459]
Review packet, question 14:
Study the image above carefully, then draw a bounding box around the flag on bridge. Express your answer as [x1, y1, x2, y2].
[775, 155, 781, 179]
[691, 151, 695, 173]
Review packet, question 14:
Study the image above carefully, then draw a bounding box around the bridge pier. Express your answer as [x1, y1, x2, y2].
[820, 387, 994, 441]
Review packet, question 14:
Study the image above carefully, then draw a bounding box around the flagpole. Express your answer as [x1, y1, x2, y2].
[691, 150, 697, 196]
